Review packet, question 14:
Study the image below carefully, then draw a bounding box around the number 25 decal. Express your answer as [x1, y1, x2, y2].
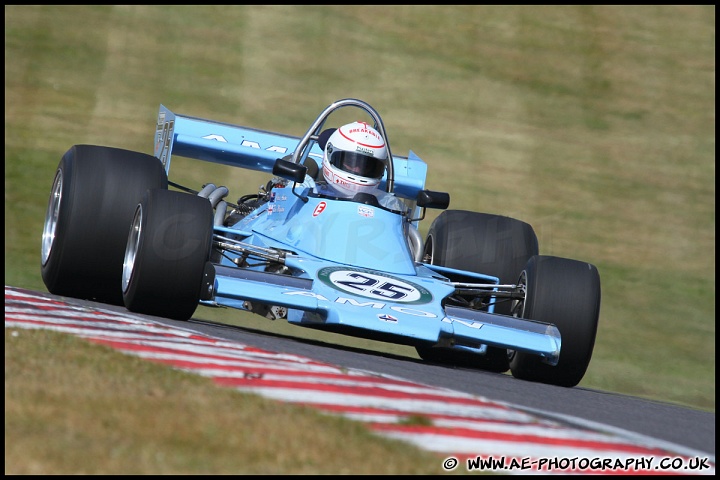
[318, 267, 432, 304]
[337, 273, 413, 300]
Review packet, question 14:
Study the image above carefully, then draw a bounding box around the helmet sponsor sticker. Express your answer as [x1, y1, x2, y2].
[317, 266, 432, 304]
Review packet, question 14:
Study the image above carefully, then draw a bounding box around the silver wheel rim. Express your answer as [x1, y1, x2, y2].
[41, 170, 63, 266]
[122, 205, 142, 293]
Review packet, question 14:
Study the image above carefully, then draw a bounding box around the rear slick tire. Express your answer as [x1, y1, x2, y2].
[40, 145, 168, 305]
[417, 210, 539, 373]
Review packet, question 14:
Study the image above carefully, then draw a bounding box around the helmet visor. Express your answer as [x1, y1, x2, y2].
[329, 150, 385, 179]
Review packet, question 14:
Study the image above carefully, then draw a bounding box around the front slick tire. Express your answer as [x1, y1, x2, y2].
[122, 189, 213, 321]
[509, 255, 601, 387]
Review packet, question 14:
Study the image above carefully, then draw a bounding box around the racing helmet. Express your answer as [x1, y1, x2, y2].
[322, 121, 387, 196]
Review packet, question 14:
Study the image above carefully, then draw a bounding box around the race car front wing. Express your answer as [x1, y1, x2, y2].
[204, 264, 561, 366]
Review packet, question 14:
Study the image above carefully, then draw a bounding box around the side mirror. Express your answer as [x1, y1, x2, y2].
[272, 158, 309, 203]
[272, 158, 307, 184]
[416, 190, 450, 210]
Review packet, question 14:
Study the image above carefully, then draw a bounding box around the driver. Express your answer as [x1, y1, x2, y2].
[304, 121, 404, 211]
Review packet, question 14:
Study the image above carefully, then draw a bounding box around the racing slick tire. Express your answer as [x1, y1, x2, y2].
[416, 210, 539, 373]
[509, 255, 601, 387]
[41, 145, 168, 305]
[122, 189, 213, 321]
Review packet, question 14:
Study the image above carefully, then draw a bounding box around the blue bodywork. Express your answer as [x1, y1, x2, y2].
[153, 101, 561, 364]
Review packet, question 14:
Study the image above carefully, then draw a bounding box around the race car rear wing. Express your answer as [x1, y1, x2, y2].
[153, 105, 428, 201]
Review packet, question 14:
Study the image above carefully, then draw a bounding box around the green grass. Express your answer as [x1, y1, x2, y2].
[5, 5, 715, 474]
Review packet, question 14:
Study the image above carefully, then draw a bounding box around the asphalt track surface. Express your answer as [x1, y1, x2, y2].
[6, 287, 715, 472]
[174, 317, 716, 460]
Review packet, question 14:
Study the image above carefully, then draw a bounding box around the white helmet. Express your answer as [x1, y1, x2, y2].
[322, 121, 387, 196]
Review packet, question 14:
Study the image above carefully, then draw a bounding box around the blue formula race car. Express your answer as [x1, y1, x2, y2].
[41, 98, 601, 387]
